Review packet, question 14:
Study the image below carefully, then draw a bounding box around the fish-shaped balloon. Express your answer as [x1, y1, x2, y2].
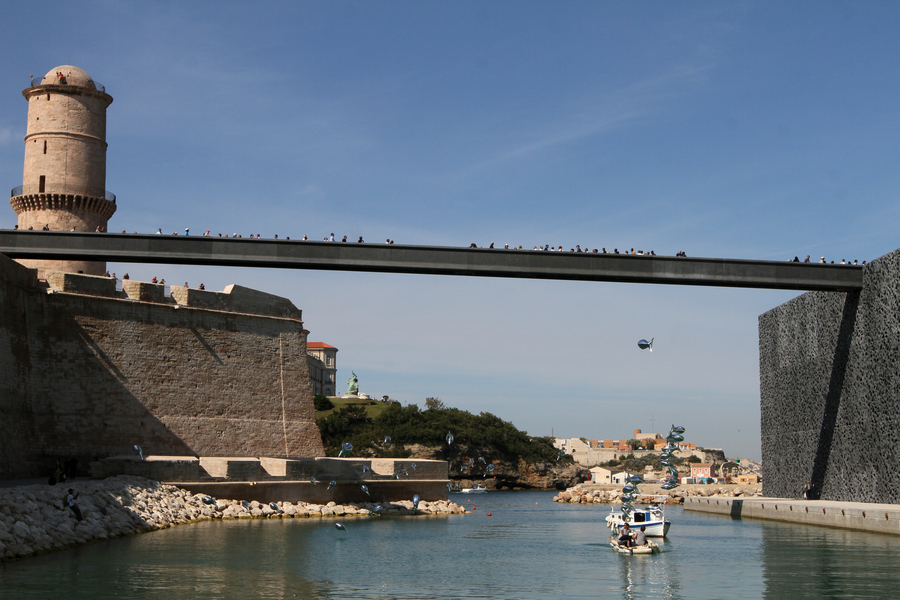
[446, 432, 454, 445]
[371, 505, 383, 515]
[384, 436, 391, 443]
[328, 480, 337, 490]
[335, 523, 347, 531]
[202, 496, 215, 505]
[484, 464, 495, 477]
[361, 485, 370, 496]
[629, 475, 642, 484]
[411, 463, 417, 470]
[269, 502, 282, 513]
[242, 500, 250, 509]
[310, 477, 318, 486]
[478, 457, 486, 464]
[134, 445, 144, 460]
[637, 338, 654, 351]
[412, 494, 420, 509]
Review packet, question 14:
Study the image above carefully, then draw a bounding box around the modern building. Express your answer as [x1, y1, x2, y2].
[306, 342, 338, 396]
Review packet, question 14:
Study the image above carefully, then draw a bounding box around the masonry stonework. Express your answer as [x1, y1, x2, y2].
[11, 65, 116, 276]
[0, 254, 324, 480]
[759, 248, 900, 502]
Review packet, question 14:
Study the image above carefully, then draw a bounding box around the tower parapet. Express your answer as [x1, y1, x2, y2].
[10, 65, 116, 276]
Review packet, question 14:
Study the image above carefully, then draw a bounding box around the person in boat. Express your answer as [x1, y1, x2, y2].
[617, 523, 633, 548]
[632, 525, 647, 547]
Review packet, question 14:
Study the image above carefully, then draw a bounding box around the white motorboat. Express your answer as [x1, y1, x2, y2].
[605, 501, 671, 538]
[459, 484, 488, 494]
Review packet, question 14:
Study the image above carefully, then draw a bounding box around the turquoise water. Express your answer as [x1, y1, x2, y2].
[2, 491, 899, 599]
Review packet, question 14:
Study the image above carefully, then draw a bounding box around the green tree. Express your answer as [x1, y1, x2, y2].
[425, 397, 445, 410]
[626, 438, 644, 450]
[313, 394, 334, 411]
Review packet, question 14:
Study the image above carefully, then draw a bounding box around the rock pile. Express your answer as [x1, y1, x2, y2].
[553, 483, 763, 504]
[0, 476, 466, 562]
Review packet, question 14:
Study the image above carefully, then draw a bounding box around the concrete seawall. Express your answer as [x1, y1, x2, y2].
[685, 496, 900, 535]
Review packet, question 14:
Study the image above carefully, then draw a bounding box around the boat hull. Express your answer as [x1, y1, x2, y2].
[610, 540, 660, 555]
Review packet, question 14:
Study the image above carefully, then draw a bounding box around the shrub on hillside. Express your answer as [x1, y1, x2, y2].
[313, 394, 335, 411]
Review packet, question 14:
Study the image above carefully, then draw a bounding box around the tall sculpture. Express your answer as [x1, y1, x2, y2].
[10, 65, 116, 277]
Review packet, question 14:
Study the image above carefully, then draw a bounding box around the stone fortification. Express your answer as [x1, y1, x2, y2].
[0, 253, 324, 480]
[12, 66, 116, 276]
[0, 476, 467, 562]
[759, 248, 900, 502]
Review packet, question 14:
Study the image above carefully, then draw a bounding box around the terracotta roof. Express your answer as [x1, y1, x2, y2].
[307, 342, 337, 349]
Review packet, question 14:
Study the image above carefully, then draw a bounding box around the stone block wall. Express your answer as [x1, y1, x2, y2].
[0, 253, 324, 480]
[759, 248, 900, 502]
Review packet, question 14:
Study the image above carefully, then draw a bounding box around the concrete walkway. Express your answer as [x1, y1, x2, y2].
[685, 495, 900, 535]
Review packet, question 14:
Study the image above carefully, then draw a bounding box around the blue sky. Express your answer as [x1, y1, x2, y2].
[2, 2, 898, 461]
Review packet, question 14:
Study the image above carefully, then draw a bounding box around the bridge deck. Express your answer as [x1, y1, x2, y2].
[0, 231, 863, 291]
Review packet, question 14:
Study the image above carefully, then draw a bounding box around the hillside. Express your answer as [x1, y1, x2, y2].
[315, 401, 584, 490]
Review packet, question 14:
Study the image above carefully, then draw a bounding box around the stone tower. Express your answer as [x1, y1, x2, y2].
[10, 65, 116, 276]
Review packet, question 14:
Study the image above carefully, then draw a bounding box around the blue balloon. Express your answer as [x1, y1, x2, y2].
[413, 494, 420, 509]
[361, 485, 370, 496]
[335, 523, 347, 531]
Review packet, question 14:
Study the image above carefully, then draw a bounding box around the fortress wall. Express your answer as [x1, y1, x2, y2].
[759, 248, 900, 502]
[0, 256, 40, 479]
[0, 254, 324, 480]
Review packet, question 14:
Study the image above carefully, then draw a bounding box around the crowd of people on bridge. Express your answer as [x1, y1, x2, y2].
[8, 223, 873, 267]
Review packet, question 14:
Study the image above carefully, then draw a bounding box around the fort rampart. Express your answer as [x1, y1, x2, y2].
[0, 253, 324, 480]
[759, 248, 900, 502]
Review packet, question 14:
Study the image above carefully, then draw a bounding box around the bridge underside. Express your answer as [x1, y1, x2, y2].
[0, 231, 862, 291]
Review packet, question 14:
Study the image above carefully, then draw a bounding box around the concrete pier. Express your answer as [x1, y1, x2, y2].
[685, 496, 900, 535]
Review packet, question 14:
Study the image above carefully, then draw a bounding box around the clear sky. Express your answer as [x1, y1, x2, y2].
[2, 2, 898, 461]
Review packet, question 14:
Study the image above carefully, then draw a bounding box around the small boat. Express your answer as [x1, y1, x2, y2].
[459, 484, 488, 494]
[605, 501, 671, 538]
[610, 540, 660, 555]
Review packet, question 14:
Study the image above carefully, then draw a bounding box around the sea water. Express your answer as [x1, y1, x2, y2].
[1, 490, 899, 599]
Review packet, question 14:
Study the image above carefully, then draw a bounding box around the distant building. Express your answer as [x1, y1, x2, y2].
[307, 342, 338, 396]
[590, 466, 620, 484]
[690, 463, 716, 479]
[612, 471, 641, 485]
[737, 474, 760, 484]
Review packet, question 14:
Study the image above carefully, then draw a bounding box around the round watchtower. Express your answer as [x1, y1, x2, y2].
[10, 65, 116, 276]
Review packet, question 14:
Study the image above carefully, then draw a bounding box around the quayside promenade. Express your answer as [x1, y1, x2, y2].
[685, 496, 900, 535]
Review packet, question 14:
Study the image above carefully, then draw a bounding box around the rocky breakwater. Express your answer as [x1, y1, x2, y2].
[0, 476, 467, 562]
[553, 483, 764, 504]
